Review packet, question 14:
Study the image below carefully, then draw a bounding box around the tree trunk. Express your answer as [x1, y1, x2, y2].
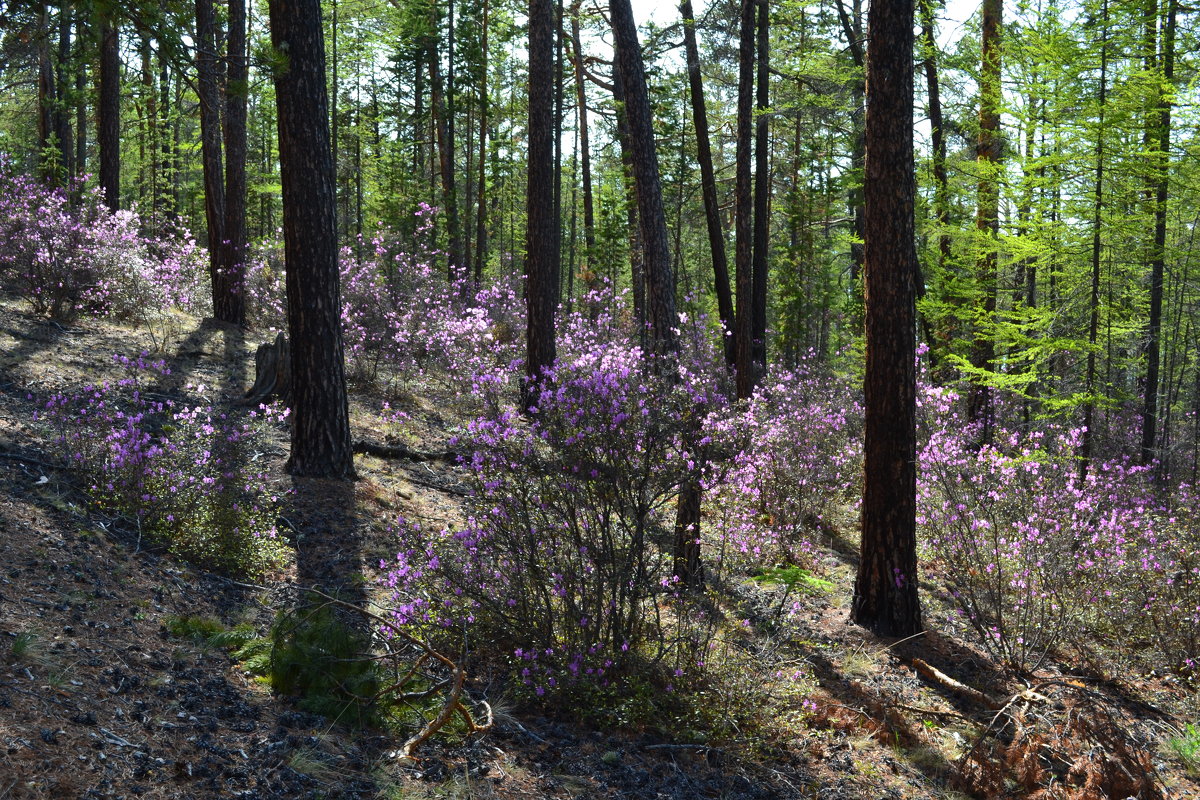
[967, 0, 1002, 442]
[474, 0, 490, 284]
[734, 0, 755, 399]
[524, 0, 559, 407]
[196, 0, 229, 317]
[1141, 0, 1176, 466]
[680, 0, 734, 369]
[610, 0, 674, 354]
[98, 18, 120, 211]
[268, 0, 356, 480]
[1080, 0, 1108, 478]
[751, 0, 770, 377]
[219, 0, 249, 325]
[569, 5, 598, 308]
[851, 0, 921, 637]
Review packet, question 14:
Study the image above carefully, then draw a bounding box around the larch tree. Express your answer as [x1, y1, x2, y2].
[267, 0, 356, 479]
[967, 0, 1003, 442]
[851, 0, 922, 637]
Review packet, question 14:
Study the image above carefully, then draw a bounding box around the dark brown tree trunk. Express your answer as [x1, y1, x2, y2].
[851, 0, 921, 637]
[196, 0, 228, 315]
[680, 0, 734, 369]
[919, 0, 949, 279]
[1080, 0, 1108, 479]
[37, 4, 56, 181]
[525, 0, 559, 406]
[734, 0, 755, 399]
[834, 0, 864, 287]
[967, 0, 1002, 442]
[474, 0, 490, 285]
[75, 12, 88, 183]
[610, 0, 675, 354]
[219, 0, 249, 325]
[428, 23, 464, 282]
[610, 61, 644, 332]
[1141, 0, 1176, 466]
[570, 5, 598, 306]
[751, 0, 770, 377]
[98, 18, 120, 211]
[268, 0, 356, 479]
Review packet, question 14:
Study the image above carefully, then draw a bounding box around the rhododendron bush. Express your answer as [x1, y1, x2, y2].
[705, 356, 863, 572]
[35, 354, 287, 577]
[246, 205, 524, 390]
[384, 334, 700, 694]
[0, 159, 207, 323]
[918, 382, 1200, 673]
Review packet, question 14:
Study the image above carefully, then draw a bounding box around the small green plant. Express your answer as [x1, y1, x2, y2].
[752, 565, 835, 617]
[165, 614, 226, 643]
[270, 605, 381, 727]
[1166, 723, 1200, 776]
[10, 631, 43, 662]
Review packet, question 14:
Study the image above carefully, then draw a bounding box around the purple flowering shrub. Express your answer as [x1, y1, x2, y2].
[704, 357, 862, 572]
[917, 381, 1200, 673]
[383, 339, 697, 696]
[36, 354, 286, 577]
[245, 206, 524, 389]
[0, 160, 207, 324]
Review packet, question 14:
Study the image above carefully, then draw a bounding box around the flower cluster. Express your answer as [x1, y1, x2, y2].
[917, 381, 1200, 673]
[36, 353, 286, 577]
[383, 334, 698, 696]
[0, 160, 207, 323]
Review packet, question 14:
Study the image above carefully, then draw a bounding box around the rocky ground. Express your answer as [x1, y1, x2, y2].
[2, 300, 1199, 799]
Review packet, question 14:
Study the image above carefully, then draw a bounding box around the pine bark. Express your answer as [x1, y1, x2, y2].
[851, 0, 922, 637]
[219, 0, 249, 325]
[98, 18, 120, 211]
[524, 0, 559, 405]
[734, 0, 755, 398]
[751, 0, 770, 376]
[268, 0, 356, 479]
[680, 0, 734, 368]
[610, 0, 675, 354]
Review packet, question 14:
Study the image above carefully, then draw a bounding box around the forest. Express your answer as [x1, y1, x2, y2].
[1, 0, 1200, 796]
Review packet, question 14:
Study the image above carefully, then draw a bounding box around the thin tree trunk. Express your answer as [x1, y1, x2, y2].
[967, 0, 1002, 442]
[569, 5, 598, 308]
[734, 0, 755, 399]
[1080, 0, 1108, 479]
[219, 0, 249, 325]
[474, 0, 490, 284]
[681, 0, 734, 368]
[751, 0, 770, 377]
[1141, 0, 1176, 466]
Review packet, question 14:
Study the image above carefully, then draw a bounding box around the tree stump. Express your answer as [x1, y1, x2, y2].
[244, 331, 291, 406]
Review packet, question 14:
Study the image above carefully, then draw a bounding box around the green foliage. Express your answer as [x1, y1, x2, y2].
[165, 614, 227, 643]
[751, 565, 835, 596]
[269, 606, 381, 728]
[1167, 723, 1200, 776]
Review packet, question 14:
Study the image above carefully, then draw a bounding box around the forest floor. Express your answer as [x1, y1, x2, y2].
[2, 300, 1199, 800]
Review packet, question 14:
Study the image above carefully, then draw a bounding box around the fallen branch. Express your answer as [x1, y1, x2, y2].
[911, 658, 1002, 710]
[352, 439, 458, 464]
